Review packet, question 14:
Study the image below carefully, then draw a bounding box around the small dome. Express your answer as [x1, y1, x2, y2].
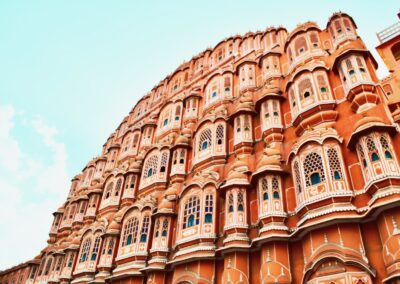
[108, 220, 121, 231]
[165, 184, 179, 201]
[175, 134, 189, 145]
[72, 237, 81, 246]
[353, 115, 385, 132]
[227, 169, 247, 180]
[158, 199, 174, 211]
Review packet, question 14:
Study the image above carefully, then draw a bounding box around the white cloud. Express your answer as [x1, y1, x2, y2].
[0, 105, 22, 171]
[0, 105, 69, 270]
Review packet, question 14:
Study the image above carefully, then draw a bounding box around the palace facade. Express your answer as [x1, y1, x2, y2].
[2, 12, 400, 284]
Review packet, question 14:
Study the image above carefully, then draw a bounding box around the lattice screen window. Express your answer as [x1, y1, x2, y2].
[216, 124, 224, 145]
[44, 257, 53, 276]
[67, 252, 74, 267]
[162, 219, 168, 236]
[79, 239, 91, 263]
[55, 256, 62, 271]
[160, 152, 169, 173]
[175, 105, 181, 121]
[198, 129, 212, 151]
[114, 178, 123, 196]
[298, 78, 314, 100]
[294, 36, 308, 55]
[122, 217, 139, 246]
[90, 236, 101, 261]
[204, 194, 213, 223]
[179, 149, 185, 164]
[310, 32, 319, 47]
[259, 178, 268, 200]
[327, 147, 343, 180]
[237, 191, 244, 211]
[272, 176, 280, 199]
[154, 219, 160, 238]
[317, 74, 329, 94]
[228, 193, 234, 212]
[366, 136, 380, 162]
[357, 143, 367, 168]
[143, 155, 158, 178]
[380, 135, 393, 159]
[183, 196, 200, 229]
[140, 216, 150, 242]
[303, 152, 326, 186]
[104, 182, 114, 199]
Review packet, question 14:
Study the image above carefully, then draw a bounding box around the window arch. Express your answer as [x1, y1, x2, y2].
[122, 217, 139, 246]
[183, 196, 200, 229]
[44, 257, 53, 276]
[79, 238, 91, 263]
[391, 42, 400, 61]
[294, 36, 308, 56]
[216, 124, 224, 145]
[293, 161, 302, 193]
[104, 181, 113, 199]
[162, 219, 168, 237]
[140, 216, 150, 242]
[199, 129, 212, 151]
[304, 152, 325, 186]
[204, 194, 213, 223]
[114, 178, 122, 196]
[144, 155, 158, 179]
[90, 236, 101, 261]
[140, 150, 170, 189]
[327, 147, 343, 180]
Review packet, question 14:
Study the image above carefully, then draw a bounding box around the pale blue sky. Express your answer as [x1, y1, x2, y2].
[0, 0, 398, 270]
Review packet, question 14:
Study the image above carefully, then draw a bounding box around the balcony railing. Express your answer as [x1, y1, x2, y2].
[377, 21, 400, 43]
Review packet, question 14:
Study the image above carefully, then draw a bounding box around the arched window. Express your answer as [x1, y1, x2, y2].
[114, 178, 122, 196]
[391, 42, 400, 61]
[304, 152, 325, 187]
[294, 36, 308, 55]
[107, 238, 114, 255]
[292, 161, 301, 193]
[90, 236, 101, 261]
[175, 105, 181, 121]
[79, 238, 91, 263]
[216, 124, 224, 145]
[366, 136, 380, 162]
[144, 155, 158, 178]
[204, 194, 213, 223]
[162, 219, 168, 237]
[327, 147, 344, 181]
[272, 177, 280, 199]
[122, 217, 139, 246]
[140, 216, 150, 242]
[237, 192, 244, 211]
[228, 193, 234, 212]
[67, 252, 74, 267]
[380, 135, 393, 159]
[298, 78, 314, 100]
[163, 118, 169, 126]
[160, 152, 168, 173]
[183, 196, 200, 229]
[261, 178, 269, 200]
[179, 149, 185, 164]
[44, 257, 53, 276]
[104, 182, 113, 199]
[199, 129, 212, 151]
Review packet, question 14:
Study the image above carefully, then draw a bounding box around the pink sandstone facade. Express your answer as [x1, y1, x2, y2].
[2, 11, 400, 284]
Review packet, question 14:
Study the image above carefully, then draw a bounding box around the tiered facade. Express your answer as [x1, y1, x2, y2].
[2, 12, 400, 284]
